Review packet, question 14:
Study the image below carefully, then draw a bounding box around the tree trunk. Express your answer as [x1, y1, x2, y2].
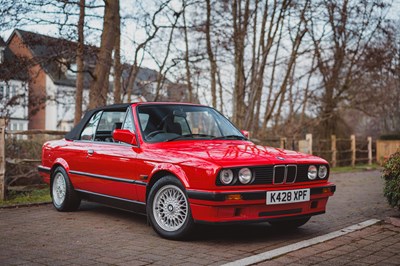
[113, 0, 122, 104]
[88, 0, 118, 109]
[205, 0, 217, 108]
[183, 0, 193, 103]
[74, 0, 85, 125]
[231, 0, 250, 128]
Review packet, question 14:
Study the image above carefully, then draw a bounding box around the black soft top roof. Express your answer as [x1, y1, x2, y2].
[65, 103, 131, 140]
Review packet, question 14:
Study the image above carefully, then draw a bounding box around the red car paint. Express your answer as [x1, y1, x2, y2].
[39, 102, 335, 235]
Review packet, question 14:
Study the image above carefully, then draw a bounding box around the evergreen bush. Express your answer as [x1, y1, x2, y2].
[382, 150, 400, 209]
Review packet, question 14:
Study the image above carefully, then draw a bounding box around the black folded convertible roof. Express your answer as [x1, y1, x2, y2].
[65, 103, 131, 140]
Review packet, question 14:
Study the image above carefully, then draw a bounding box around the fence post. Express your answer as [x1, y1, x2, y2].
[368, 136, 372, 166]
[306, 134, 313, 155]
[351, 134, 356, 167]
[331, 135, 337, 168]
[280, 137, 287, 149]
[0, 118, 5, 200]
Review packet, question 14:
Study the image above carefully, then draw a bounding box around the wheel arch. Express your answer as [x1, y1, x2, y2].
[51, 158, 70, 174]
[146, 165, 189, 202]
[49, 159, 70, 187]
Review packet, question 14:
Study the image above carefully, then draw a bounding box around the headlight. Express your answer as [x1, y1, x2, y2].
[318, 165, 328, 179]
[238, 168, 252, 184]
[308, 165, 317, 180]
[220, 169, 234, 185]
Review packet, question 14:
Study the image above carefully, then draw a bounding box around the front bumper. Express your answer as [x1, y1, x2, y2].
[187, 184, 335, 223]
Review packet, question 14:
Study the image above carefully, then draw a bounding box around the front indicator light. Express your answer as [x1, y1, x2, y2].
[220, 169, 234, 185]
[308, 165, 317, 180]
[238, 168, 252, 184]
[322, 188, 331, 193]
[226, 194, 242, 200]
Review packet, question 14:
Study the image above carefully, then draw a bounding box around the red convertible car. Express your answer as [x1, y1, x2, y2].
[38, 102, 335, 239]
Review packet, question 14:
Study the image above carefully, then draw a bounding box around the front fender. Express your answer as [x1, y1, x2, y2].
[149, 163, 190, 188]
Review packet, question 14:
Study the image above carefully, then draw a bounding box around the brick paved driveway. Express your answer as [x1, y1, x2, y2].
[0, 170, 397, 265]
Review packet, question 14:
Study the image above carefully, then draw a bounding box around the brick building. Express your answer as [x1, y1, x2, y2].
[1, 29, 193, 131]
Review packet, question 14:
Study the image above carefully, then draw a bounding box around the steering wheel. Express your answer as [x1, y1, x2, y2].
[147, 130, 165, 139]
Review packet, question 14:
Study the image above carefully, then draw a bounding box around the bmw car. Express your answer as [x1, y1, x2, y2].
[38, 102, 335, 239]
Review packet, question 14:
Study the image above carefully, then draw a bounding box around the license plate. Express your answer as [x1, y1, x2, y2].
[266, 189, 310, 205]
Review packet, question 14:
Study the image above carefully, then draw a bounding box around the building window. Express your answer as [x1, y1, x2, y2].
[5, 86, 10, 99]
[0, 85, 3, 100]
[67, 63, 77, 77]
[0, 47, 4, 64]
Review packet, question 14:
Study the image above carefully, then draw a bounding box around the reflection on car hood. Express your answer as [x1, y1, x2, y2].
[153, 141, 326, 167]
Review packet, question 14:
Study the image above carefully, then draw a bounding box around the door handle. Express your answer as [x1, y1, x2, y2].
[87, 149, 94, 155]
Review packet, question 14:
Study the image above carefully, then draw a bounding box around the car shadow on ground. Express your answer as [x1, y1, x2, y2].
[76, 201, 314, 243]
[191, 223, 312, 243]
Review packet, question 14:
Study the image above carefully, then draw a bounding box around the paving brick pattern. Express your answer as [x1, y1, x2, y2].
[257, 222, 400, 265]
[0, 170, 398, 265]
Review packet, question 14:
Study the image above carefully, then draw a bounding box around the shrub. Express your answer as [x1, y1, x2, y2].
[382, 150, 400, 209]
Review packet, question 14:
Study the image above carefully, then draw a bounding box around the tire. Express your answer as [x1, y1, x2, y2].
[269, 216, 311, 229]
[51, 166, 81, 212]
[147, 176, 194, 240]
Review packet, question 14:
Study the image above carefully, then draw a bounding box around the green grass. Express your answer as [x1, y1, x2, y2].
[331, 163, 380, 173]
[0, 187, 51, 207]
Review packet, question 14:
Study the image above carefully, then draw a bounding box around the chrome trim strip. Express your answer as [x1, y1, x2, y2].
[273, 165, 298, 184]
[69, 170, 146, 186]
[286, 164, 297, 184]
[135, 181, 147, 186]
[273, 165, 286, 184]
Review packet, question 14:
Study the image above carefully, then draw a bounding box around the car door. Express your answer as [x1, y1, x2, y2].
[66, 110, 103, 192]
[87, 109, 141, 201]
[70, 108, 140, 201]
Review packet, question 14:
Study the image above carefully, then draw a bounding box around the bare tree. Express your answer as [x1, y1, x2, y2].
[113, 0, 122, 104]
[205, 0, 217, 108]
[231, 0, 251, 128]
[74, 0, 85, 125]
[125, 0, 170, 102]
[88, 0, 118, 109]
[182, 0, 194, 103]
[309, 0, 389, 138]
[245, 0, 290, 132]
[153, 9, 181, 101]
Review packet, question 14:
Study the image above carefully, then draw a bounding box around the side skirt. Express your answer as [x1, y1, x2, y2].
[75, 189, 146, 215]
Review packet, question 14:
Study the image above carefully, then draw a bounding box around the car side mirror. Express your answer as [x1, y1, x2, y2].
[241, 130, 250, 139]
[113, 129, 138, 146]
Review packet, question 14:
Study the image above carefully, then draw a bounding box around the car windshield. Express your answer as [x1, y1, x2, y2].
[137, 104, 245, 143]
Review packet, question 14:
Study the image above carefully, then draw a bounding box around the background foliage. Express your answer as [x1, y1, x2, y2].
[382, 150, 400, 209]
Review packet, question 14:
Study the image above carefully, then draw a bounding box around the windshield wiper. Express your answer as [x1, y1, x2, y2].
[212, 135, 247, 140]
[165, 134, 216, 142]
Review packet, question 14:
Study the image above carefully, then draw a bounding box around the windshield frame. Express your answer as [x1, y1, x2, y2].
[135, 104, 246, 143]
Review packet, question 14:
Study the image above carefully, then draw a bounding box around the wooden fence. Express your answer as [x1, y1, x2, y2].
[0, 116, 388, 200]
[0, 118, 66, 200]
[376, 140, 400, 164]
[259, 134, 374, 168]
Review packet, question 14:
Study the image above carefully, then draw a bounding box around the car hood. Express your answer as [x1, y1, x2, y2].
[151, 141, 326, 167]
